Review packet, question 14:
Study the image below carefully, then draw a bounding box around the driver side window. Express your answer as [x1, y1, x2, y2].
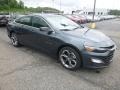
[32, 16, 49, 28]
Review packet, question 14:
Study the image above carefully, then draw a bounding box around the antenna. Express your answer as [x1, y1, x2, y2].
[92, 0, 96, 21]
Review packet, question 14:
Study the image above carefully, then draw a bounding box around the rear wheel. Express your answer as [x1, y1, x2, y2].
[59, 46, 81, 70]
[10, 33, 21, 47]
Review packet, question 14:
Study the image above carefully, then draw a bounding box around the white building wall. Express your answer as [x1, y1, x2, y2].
[82, 8, 110, 15]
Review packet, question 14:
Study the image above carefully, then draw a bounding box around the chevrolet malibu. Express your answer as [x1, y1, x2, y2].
[7, 14, 116, 70]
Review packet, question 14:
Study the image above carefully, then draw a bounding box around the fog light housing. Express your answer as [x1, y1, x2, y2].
[91, 59, 104, 64]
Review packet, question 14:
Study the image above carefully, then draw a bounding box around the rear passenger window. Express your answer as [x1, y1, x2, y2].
[16, 16, 31, 26]
[32, 16, 48, 28]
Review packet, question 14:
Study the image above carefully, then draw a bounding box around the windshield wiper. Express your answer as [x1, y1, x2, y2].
[73, 26, 80, 30]
[60, 29, 71, 31]
[84, 28, 90, 34]
[61, 24, 68, 27]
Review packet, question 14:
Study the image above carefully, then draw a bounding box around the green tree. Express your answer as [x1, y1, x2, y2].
[108, 10, 120, 15]
[0, 0, 60, 13]
[0, 0, 25, 11]
[18, 0, 24, 8]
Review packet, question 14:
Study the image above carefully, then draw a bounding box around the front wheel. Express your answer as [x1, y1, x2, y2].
[10, 33, 21, 47]
[59, 47, 82, 70]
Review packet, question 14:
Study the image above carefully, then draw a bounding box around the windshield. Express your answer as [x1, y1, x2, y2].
[45, 15, 81, 30]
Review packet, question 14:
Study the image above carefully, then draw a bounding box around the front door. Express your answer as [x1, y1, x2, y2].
[30, 16, 57, 51]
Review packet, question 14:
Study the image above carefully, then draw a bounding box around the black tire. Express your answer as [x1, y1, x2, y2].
[59, 46, 81, 70]
[10, 33, 21, 47]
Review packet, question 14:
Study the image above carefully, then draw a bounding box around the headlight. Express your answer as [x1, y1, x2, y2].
[84, 46, 95, 52]
[84, 42, 95, 52]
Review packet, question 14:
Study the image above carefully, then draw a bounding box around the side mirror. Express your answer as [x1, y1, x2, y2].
[40, 27, 50, 31]
[40, 27, 54, 35]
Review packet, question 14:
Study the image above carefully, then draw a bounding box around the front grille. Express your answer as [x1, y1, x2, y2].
[94, 45, 115, 53]
[100, 45, 114, 50]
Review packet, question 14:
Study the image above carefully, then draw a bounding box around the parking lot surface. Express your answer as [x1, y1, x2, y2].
[0, 19, 120, 90]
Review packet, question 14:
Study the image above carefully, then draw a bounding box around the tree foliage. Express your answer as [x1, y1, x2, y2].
[108, 10, 120, 15]
[27, 7, 60, 13]
[0, 0, 60, 13]
[0, 0, 24, 11]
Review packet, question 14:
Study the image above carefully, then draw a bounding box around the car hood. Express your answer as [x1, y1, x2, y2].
[83, 29, 111, 42]
[62, 28, 111, 43]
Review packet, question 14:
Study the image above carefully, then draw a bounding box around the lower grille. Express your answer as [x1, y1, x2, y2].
[101, 50, 114, 64]
[100, 45, 114, 49]
[94, 50, 115, 65]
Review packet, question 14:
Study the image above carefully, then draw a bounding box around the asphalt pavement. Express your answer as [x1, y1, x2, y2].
[0, 19, 120, 90]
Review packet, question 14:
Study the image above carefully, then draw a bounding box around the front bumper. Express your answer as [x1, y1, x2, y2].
[81, 49, 115, 69]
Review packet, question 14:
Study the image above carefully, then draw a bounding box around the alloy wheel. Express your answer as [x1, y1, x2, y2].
[60, 49, 77, 69]
[10, 33, 18, 46]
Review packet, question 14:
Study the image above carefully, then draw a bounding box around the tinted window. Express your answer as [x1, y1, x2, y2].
[16, 16, 31, 26]
[32, 16, 48, 28]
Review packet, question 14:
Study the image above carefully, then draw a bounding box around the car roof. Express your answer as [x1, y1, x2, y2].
[29, 13, 62, 18]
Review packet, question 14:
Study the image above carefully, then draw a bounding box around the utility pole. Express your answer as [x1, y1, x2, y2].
[92, 0, 96, 21]
[90, 0, 97, 29]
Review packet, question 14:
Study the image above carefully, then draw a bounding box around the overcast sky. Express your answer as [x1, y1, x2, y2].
[21, 0, 120, 13]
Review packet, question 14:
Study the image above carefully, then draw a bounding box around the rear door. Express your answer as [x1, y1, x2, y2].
[15, 16, 34, 45]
